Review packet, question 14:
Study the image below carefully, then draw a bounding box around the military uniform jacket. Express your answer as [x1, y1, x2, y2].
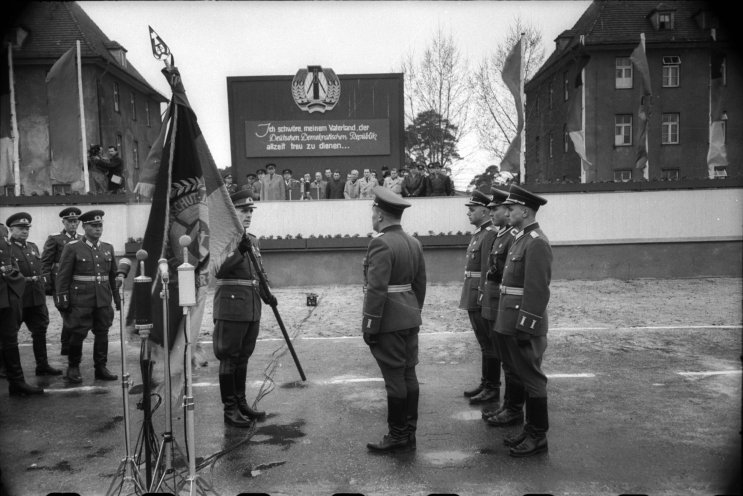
[480, 226, 518, 321]
[41, 230, 79, 294]
[55, 238, 120, 309]
[9, 238, 47, 308]
[0, 238, 25, 309]
[284, 179, 302, 201]
[459, 221, 497, 311]
[213, 234, 269, 323]
[362, 225, 426, 334]
[495, 223, 552, 337]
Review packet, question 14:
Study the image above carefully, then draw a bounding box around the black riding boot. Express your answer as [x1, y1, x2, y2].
[464, 355, 486, 397]
[4, 346, 44, 396]
[487, 378, 525, 426]
[470, 355, 501, 404]
[93, 335, 117, 380]
[367, 397, 411, 453]
[235, 366, 265, 420]
[405, 388, 419, 450]
[33, 334, 61, 376]
[219, 373, 252, 428]
[509, 397, 549, 457]
[65, 343, 83, 383]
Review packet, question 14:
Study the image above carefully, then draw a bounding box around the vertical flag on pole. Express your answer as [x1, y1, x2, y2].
[0, 46, 14, 188]
[500, 35, 524, 180]
[630, 34, 652, 175]
[46, 45, 86, 192]
[707, 47, 727, 177]
[567, 54, 592, 182]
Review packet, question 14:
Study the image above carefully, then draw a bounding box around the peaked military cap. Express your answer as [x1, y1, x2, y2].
[246, 173, 257, 179]
[6, 212, 32, 227]
[488, 188, 510, 207]
[60, 207, 82, 220]
[231, 190, 257, 210]
[502, 184, 548, 211]
[464, 189, 492, 208]
[79, 210, 105, 224]
[282, 168, 293, 175]
[372, 186, 410, 216]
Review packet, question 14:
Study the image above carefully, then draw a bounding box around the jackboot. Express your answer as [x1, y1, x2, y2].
[464, 354, 487, 397]
[93, 336, 117, 381]
[65, 344, 83, 384]
[486, 378, 526, 426]
[33, 334, 62, 376]
[60, 326, 70, 356]
[509, 397, 548, 457]
[367, 397, 411, 453]
[405, 388, 419, 450]
[3, 346, 44, 396]
[235, 366, 266, 420]
[504, 425, 530, 448]
[219, 373, 252, 428]
[482, 377, 510, 419]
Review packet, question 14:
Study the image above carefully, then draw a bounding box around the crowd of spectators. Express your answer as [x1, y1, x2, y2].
[230, 162, 456, 201]
[87, 144, 124, 195]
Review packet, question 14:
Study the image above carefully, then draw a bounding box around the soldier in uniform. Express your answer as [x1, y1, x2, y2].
[363, 187, 426, 453]
[6, 213, 62, 376]
[54, 210, 120, 384]
[494, 184, 552, 457]
[459, 190, 501, 405]
[481, 189, 527, 427]
[1, 222, 44, 395]
[213, 190, 276, 427]
[40, 207, 81, 356]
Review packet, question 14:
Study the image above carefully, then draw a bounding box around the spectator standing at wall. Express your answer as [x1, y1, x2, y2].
[104, 145, 124, 193]
[87, 145, 108, 194]
[402, 164, 426, 197]
[253, 169, 266, 201]
[357, 168, 376, 199]
[307, 172, 327, 200]
[371, 171, 384, 187]
[282, 169, 302, 201]
[383, 168, 403, 195]
[223, 172, 238, 195]
[427, 162, 453, 196]
[324, 168, 333, 183]
[344, 169, 360, 199]
[241, 173, 259, 200]
[325, 170, 345, 199]
[260, 163, 285, 201]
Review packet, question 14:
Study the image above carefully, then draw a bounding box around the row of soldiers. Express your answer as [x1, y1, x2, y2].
[0, 207, 120, 395]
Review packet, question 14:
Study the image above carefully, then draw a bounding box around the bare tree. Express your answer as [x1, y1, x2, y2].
[400, 28, 471, 166]
[471, 19, 545, 160]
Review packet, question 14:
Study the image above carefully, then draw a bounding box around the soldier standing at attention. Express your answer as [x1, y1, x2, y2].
[460, 190, 501, 406]
[54, 210, 120, 384]
[6, 213, 62, 376]
[495, 184, 552, 457]
[40, 207, 81, 356]
[481, 189, 526, 426]
[214, 190, 275, 427]
[363, 187, 426, 454]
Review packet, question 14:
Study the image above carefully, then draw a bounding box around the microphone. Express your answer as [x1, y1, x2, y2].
[117, 258, 132, 278]
[158, 258, 170, 283]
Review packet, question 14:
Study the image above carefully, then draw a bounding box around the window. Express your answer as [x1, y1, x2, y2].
[133, 141, 139, 169]
[52, 184, 72, 195]
[563, 124, 569, 153]
[113, 82, 120, 113]
[615, 57, 632, 89]
[713, 166, 728, 178]
[615, 115, 632, 146]
[614, 169, 632, 182]
[661, 168, 679, 180]
[145, 102, 151, 127]
[130, 93, 136, 121]
[658, 12, 674, 30]
[662, 56, 680, 87]
[548, 81, 553, 109]
[563, 71, 569, 101]
[548, 132, 553, 159]
[662, 113, 680, 144]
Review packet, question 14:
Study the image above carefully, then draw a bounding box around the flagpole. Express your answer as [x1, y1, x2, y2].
[518, 32, 525, 183]
[76, 40, 90, 193]
[8, 43, 20, 196]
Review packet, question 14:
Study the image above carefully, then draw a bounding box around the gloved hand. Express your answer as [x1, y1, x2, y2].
[486, 268, 499, 281]
[115, 276, 124, 290]
[264, 294, 278, 307]
[363, 332, 379, 346]
[516, 331, 531, 347]
[238, 234, 252, 255]
[56, 301, 70, 313]
[115, 302, 121, 311]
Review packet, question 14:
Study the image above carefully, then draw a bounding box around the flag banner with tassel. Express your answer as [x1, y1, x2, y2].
[707, 48, 728, 177]
[500, 38, 523, 175]
[630, 36, 652, 170]
[566, 54, 593, 182]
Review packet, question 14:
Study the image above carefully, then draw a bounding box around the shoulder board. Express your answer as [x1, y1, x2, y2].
[372, 232, 384, 238]
[509, 229, 518, 237]
[530, 231, 540, 238]
[68, 239, 80, 245]
[485, 225, 496, 231]
[48, 232, 59, 237]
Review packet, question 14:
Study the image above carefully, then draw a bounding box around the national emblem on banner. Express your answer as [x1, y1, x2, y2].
[291, 65, 341, 113]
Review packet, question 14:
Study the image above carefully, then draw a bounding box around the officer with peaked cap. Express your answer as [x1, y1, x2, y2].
[459, 190, 501, 406]
[481, 188, 526, 426]
[212, 190, 275, 427]
[493, 184, 552, 457]
[363, 186, 426, 453]
[0, 216, 44, 396]
[41, 207, 81, 356]
[55, 210, 121, 384]
[6, 213, 62, 377]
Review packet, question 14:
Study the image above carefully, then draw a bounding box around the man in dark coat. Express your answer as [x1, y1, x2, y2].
[55, 210, 120, 384]
[363, 186, 427, 453]
[6, 213, 61, 376]
[213, 190, 276, 427]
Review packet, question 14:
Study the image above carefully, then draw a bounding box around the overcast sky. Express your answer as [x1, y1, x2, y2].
[80, 1, 591, 187]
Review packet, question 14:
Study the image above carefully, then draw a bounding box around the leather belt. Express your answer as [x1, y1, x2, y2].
[73, 275, 106, 283]
[500, 285, 524, 295]
[387, 284, 412, 293]
[216, 279, 259, 287]
[464, 271, 481, 278]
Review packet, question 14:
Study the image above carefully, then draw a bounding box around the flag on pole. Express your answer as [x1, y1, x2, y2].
[500, 37, 524, 175]
[630, 35, 652, 170]
[0, 48, 14, 187]
[707, 49, 727, 177]
[128, 65, 243, 398]
[566, 55, 593, 182]
[149, 26, 171, 64]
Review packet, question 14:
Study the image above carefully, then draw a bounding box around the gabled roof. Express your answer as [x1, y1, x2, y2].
[8, 1, 166, 102]
[529, 0, 731, 85]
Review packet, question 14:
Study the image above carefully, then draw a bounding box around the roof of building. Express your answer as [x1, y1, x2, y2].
[7, 1, 166, 102]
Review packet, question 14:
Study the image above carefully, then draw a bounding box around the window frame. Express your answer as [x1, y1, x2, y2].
[661, 113, 680, 144]
[661, 57, 680, 88]
[661, 168, 679, 180]
[614, 169, 632, 182]
[615, 114, 633, 146]
[615, 57, 633, 89]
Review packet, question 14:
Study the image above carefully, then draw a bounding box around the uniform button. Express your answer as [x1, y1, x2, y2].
[515, 305, 520, 309]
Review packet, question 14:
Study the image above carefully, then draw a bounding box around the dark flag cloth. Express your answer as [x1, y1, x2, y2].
[0, 48, 14, 187]
[566, 55, 593, 181]
[46, 46, 84, 191]
[499, 38, 523, 175]
[127, 65, 243, 399]
[630, 37, 652, 170]
[707, 49, 728, 175]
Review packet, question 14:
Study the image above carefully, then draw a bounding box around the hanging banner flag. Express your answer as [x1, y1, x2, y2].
[566, 55, 593, 181]
[500, 38, 524, 175]
[0, 49, 14, 187]
[630, 35, 652, 170]
[707, 49, 727, 177]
